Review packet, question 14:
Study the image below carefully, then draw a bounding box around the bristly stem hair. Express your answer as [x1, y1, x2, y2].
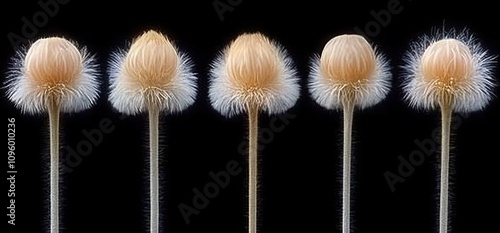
[247, 103, 259, 233]
[48, 99, 60, 233]
[342, 99, 354, 233]
[439, 102, 452, 233]
[149, 105, 160, 233]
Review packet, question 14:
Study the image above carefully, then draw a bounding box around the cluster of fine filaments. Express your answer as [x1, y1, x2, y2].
[402, 32, 495, 112]
[309, 34, 391, 110]
[5, 37, 100, 114]
[209, 33, 300, 117]
[108, 30, 197, 115]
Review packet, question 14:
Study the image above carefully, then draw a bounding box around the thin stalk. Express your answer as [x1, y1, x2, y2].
[149, 106, 160, 233]
[247, 104, 259, 233]
[342, 100, 354, 233]
[48, 100, 60, 233]
[439, 105, 452, 233]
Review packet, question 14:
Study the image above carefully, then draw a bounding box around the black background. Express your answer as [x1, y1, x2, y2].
[2, 0, 499, 232]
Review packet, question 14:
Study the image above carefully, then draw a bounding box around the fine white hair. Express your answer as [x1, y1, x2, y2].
[308, 37, 392, 110]
[208, 34, 300, 117]
[108, 32, 197, 115]
[402, 29, 496, 113]
[5, 40, 100, 114]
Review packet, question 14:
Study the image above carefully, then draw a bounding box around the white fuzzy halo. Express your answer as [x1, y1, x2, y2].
[308, 48, 392, 110]
[208, 39, 300, 117]
[402, 29, 496, 113]
[5, 43, 100, 114]
[108, 46, 197, 116]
